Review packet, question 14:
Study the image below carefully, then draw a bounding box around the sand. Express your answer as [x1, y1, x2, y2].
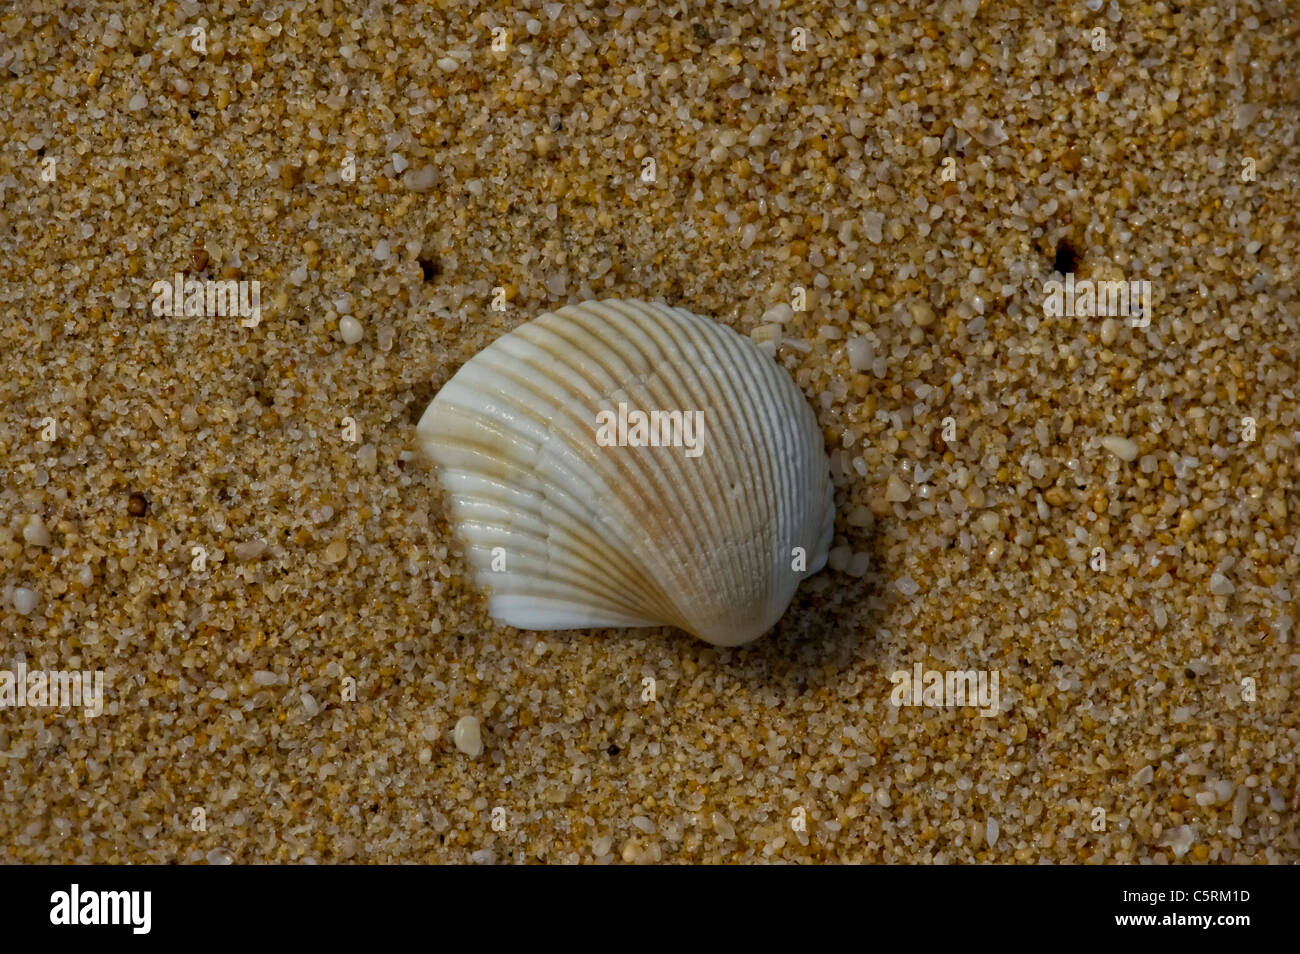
[1, 0, 1296, 863]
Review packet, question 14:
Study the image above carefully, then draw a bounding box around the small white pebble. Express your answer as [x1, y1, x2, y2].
[761, 303, 795, 324]
[436, 56, 460, 72]
[128, 92, 147, 111]
[301, 692, 320, 717]
[405, 165, 437, 192]
[846, 552, 871, 578]
[895, 575, 920, 597]
[1164, 825, 1194, 858]
[1100, 317, 1118, 345]
[847, 337, 874, 371]
[711, 812, 736, 840]
[356, 443, 377, 473]
[1232, 786, 1249, 827]
[339, 316, 363, 344]
[885, 473, 911, 503]
[233, 540, 266, 562]
[862, 211, 884, 244]
[252, 670, 279, 686]
[1101, 435, 1139, 461]
[985, 817, 1000, 847]
[1209, 572, 1235, 596]
[12, 587, 39, 615]
[454, 715, 483, 757]
[23, 515, 50, 547]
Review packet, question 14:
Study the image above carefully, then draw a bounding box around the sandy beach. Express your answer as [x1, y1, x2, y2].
[1, 0, 1296, 862]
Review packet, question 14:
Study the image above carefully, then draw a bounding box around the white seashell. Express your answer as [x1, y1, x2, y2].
[417, 299, 835, 647]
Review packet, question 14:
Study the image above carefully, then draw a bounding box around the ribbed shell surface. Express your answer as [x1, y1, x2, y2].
[417, 299, 835, 647]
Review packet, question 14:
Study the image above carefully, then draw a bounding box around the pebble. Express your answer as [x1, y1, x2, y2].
[338, 316, 363, 344]
[1232, 787, 1249, 827]
[1100, 317, 1118, 345]
[846, 551, 871, 578]
[761, 303, 794, 324]
[22, 515, 50, 547]
[12, 587, 39, 615]
[322, 539, 349, 564]
[885, 473, 911, 502]
[1209, 573, 1235, 597]
[1101, 435, 1140, 461]
[847, 337, 873, 371]
[233, 540, 266, 561]
[404, 165, 437, 192]
[454, 716, 483, 757]
[356, 443, 377, 473]
[862, 211, 884, 244]
[908, 301, 936, 329]
[710, 812, 736, 840]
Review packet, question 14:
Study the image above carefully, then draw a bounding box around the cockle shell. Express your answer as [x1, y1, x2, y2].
[417, 299, 834, 647]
